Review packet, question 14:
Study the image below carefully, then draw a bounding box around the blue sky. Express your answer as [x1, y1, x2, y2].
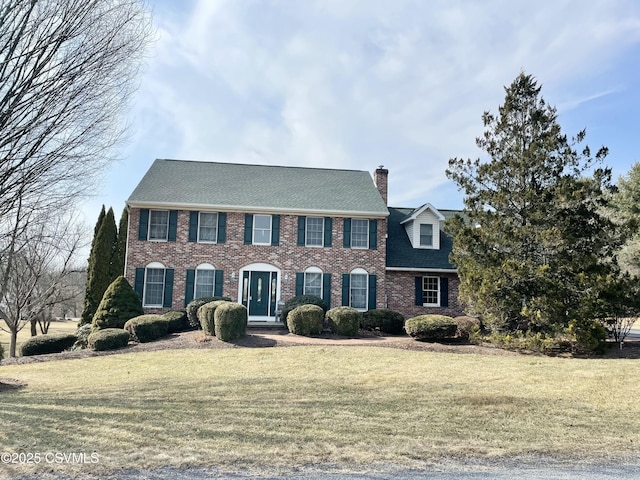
[82, 0, 640, 225]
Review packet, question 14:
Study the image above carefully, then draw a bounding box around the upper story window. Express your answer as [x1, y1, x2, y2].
[351, 219, 369, 249]
[306, 217, 324, 247]
[253, 215, 272, 245]
[198, 212, 218, 243]
[149, 210, 169, 241]
[419, 224, 433, 247]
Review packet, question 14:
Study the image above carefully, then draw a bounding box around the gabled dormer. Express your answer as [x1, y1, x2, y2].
[400, 203, 445, 249]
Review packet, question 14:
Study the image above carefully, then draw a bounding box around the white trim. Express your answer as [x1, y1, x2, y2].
[143, 263, 166, 308]
[350, 218, 369, 249]
[422, 276, 441, 307]
[305, 216, 324, 247]
[197, 211, 218, 244]
[417, 223, 435, 249]
[303, 267, 323, 298]
[386, 267, 457, 273]
[349, 268, 368, 312]
[237, 263, 282, 321]
[148, 209, 169, 241]
[252, 214, 272, 245]
[400, 203, 445, 224]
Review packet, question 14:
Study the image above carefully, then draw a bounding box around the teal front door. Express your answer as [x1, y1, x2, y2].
[249, 271, 271, 317]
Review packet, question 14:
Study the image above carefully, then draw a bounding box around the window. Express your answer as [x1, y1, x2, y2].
[351, 219, 369, 248]
[144, 267, 165, 307]
[304, 269, 323, 297]
[350, 272, 368, 310]
[148, 210, 169, 241]
[420, 224, 433, 247]
[253, 215, 272, 245]
[195, 265, 215, 298]
[198, 213, 218, 243]
[306, 217, 324, 247]
[422, 277, 439, 306]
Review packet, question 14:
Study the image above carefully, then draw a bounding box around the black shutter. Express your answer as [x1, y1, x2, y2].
[214, 270, 224, 297]
[368, 274, 377, 310]
[323, 273, 332, 308]
[271, 215, 280, 246]
[188, 211, 199, 242]
[138, 209, 149, 241]
[324, 217, 333, 247]
[297, 217, 306, 246]
[343, 218, 351, 248]
[168, 211, 178, 242]
[244, 214, 253, 244]
[185, 269, 195, 306]
[415, 276, 424, 306]
[369, 219, 377, 250]
[217, 213, 227, 243]
[163, 269, 174, 307]
[135, 268, 145, 301]
[342, 273, 350, 306]
[295, 273, 304, 296]
[440, 277, 449, 307]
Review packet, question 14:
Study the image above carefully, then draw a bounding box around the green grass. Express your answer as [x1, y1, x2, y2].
[0, 320, 79, 357]
[1, 346, 640, 477]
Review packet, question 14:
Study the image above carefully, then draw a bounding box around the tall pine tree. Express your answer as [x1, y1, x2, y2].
[111, 207, 129, 280]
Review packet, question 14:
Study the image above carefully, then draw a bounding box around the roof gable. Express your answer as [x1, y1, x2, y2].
[400, 203, 445, 224]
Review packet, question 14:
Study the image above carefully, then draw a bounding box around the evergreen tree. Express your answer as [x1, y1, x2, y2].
[80, 207, 117, 325]
[91, 276, 143, 332]
[446, 72, 619, 332]
[111, 207, 129, 280]
[80, 206, 106, 325]
[610, 162, 640, 276]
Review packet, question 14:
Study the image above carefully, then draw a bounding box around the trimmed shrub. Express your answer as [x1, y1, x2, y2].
[405, 315, 457, 341]
[88, 328, 130, 351]
[361, 309, 405, 334]
[287, 304, 324, 336]
[198, 300, 230, 336]
[124, 315, 169, 343]
[20, 333, 77, 357]
[327, 306, 361, 337]
[186, 296, 232, 329]
[91, 276, 144, 332]
[72, 323, 93, 350]
[454, 316, 482, 341]
[214, 302, 248, 342]
[162, 310, 188, 333]
[282, 295, 328, 324]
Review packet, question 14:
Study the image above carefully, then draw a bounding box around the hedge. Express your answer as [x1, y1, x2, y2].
[326, 306, 360, 337]
[214, 302, 247, 342]
[405, 315, 457, 341]
[20, 333, 78, 357]
[287, 304, 324, 336]
[186, 296, 232, 329]
[281, 295, 327, 324]
[198, 300, 230, 335]
[361, 309, 405, 334]
[162, 310, 188, 333]
[124, 315, 169, 343]
[88, 328, 131, 351]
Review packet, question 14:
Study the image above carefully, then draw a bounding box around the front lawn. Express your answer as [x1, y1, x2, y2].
[1, 346, 639, 477]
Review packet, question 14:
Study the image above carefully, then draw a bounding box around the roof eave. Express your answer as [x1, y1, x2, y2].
[386, 266, 457, 273]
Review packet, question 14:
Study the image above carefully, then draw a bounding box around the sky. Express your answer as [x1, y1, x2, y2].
[82, 0, 640, 227]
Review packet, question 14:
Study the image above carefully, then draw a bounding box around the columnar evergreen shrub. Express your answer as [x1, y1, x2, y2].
[214, 302, 247, 342]
[186, 296, 232, 329]
[91, 276, 144, 332]
[162, 310, 188, 333]
[88, 328, 130, 351]
[198, 300, 230, 335]
[282, 295, 327, 324]
[287, 304, 324, 336]
[20, 333, 77, 356]
[361, 309, 405, 334]
[327, 306, 360, 336]
[124, 315, 169, 343]
[405, 315, 457, 341]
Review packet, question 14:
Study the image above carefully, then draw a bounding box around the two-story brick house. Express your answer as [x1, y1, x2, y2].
[125, 159, 463, 324]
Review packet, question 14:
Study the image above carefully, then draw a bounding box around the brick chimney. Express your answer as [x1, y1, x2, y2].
[374, 165, 388, 204]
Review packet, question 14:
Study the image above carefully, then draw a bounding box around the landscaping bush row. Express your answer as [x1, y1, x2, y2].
[196, 300, 248, 342]
[20, 333, 78, 357]
[186, 296, 232, 329]
[88, 328, 131, 351]
[124, 315, 169, 343]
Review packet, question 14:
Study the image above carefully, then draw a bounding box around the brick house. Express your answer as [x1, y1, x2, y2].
[125, 159, 463, 324]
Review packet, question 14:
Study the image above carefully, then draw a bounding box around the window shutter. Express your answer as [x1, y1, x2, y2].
[295, 273, 304, 296]
[343, 218, 351, 248]
[297, 217, 306, 246]
[188, 211, 199, 242]
[341, 273, 350, 306]
[369, 219, 377, 250]
[138, 209, 149, 241]
[217, 213, 227, 243]
[214, 270, 224, 297]
[368, 274, 377, 310]
[185, 269, 195, 306]
[163, 268, 174, 307]
[134, 268, 145, 301]
[440, 277, 449, 307]
[415, 277, 423, 306]
[244, 214, 253, 244]
[168, 211, 178, 242]
[323, 273, 332, 309]
[324, 217, 333, 247]
[271, 215, 280, 246]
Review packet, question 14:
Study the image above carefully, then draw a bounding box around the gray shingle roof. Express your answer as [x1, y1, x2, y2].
[127, 159, 389, 217]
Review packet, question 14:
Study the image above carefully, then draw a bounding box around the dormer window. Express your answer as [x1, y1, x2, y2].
[419, 224, 433, 247]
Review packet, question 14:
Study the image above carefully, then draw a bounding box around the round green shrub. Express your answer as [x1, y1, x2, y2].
[162, 310, 188, 333]
[88, 328, 130, 351]
[287, 304, 324, 336]
[186, 296, 232, 329]
[198, 300, 230, 336]
[214, 302, 248, 342]
[327, 306, 361, 337]
[361, 309, 405, 334]
[282, 295, 327, 324]
[91, 276, 144, 332]
[20, 333, 77, 357]
[454, 316, 482, 341]
[124, 315, 169, 343]
[405, 315, 457, 341]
